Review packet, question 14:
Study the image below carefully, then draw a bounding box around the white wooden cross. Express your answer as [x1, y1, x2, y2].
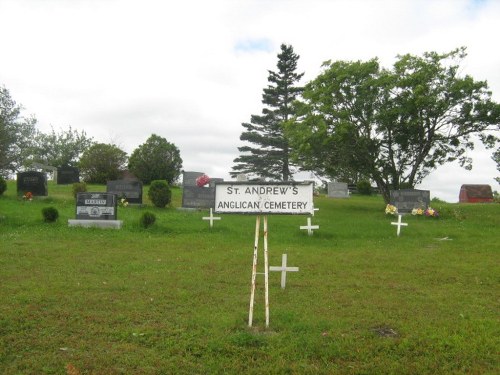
[391, 214, 408, 236]
[311, 204, 319, 217]
[202, 208, 221, 228]
[269, 254, 299, 289]
[300, 217, 319, 236]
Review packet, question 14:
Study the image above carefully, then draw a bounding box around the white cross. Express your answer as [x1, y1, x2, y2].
[391, 214, 408, 236]
[269, 254, 299, 289]
[311, 205, 319, 217]
[300, 217, 319, 236]
[202, 208, 221, 228]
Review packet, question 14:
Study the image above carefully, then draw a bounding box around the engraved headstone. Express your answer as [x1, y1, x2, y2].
[75, 192, 118, 220]
[56, 166, 80, 184]
[390, 189, 430, 214]
[107, 179, 143, 204]
[327, 182, 349, 198]
[181, 171, 222, 209]
[16, 171, 48, 196]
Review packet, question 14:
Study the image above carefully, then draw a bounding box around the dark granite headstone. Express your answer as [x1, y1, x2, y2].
[181, 171, 222, 209]
[17, 171, 48, 196]
[76, 192, 117, 220]
[390, 189, 430, 213]
[106, 180, 143, 204]
[57, 167, 80, 184]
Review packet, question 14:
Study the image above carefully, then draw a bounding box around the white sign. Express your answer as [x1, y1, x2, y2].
[215, 182, 314, 215]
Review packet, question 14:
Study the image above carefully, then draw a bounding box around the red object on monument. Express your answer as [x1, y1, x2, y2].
[196, 174, 210, 187]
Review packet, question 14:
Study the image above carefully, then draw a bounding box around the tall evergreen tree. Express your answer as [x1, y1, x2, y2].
[231, 44, 304, 181]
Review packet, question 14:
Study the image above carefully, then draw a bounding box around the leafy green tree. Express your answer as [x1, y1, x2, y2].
[27, 126, 93, 168]
[493, 147, 500, 184]
[231, 44, 304, 181]
[128, 134, 182, 185]
[79, 143, 128, 184]
[0, 86, 37, 176]
[289, 48, 500, 203]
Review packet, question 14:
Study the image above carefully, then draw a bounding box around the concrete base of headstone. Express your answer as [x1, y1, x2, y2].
[68, 219, 123, 229]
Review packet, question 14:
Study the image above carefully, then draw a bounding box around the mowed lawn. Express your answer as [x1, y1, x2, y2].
[1, 181, 499, 374]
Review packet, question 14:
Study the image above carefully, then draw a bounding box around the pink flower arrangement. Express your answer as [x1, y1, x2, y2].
[196, 174, 210, 187]
[424, 207, 439, 217]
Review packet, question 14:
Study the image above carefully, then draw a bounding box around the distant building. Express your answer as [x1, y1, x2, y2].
[459, 184, 494, 203]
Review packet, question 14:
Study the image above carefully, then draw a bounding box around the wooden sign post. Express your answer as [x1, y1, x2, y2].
[215, 182, 314, 328]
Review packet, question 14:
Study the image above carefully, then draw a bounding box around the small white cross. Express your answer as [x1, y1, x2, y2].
[202, 208, 221, 228]
[269, 254, 299, 289]
[300, 217, 319, 236]
[311, 204, 319, 217]
[391, 214, 408, 236]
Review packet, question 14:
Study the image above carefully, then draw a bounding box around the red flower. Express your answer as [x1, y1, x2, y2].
[196, 174, 210, 187]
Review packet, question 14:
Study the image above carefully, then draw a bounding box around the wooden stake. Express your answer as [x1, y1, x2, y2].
[248, 215, 260, 327]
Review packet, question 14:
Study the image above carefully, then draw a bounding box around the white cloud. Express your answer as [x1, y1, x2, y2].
[0, 0, 498, 202]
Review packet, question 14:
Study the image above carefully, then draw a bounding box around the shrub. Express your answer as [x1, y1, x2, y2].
[42, 207, 59, 222]
[148, 180, 171, 208]
[140, 211, 156, 228]
[0, 177, 6, 195]
[72, 182, 87, 198]
[357, 180, 372, 195]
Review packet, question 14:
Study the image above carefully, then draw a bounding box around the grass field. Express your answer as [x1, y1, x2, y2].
[1, 181, 499, 374]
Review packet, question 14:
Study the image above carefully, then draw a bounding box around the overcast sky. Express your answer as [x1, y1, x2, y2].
[1, 0, 499, 202]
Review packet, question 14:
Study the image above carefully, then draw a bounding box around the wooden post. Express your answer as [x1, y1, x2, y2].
[248, 215, 270, 328]
[263, 215, 269, 328]
[248, 215, 260, 327]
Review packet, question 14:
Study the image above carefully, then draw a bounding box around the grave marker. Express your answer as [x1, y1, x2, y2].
[181, 171, 222, 209]
[17, 171, 48, 196]
[68, 192, 122, 229]
[202, 208, 221, 228]
[390, 189, 430, 214]
[56, 166, 80, 184]
[107, 179, 143, 204]
[269, 254, 299, 289]
[300, 217, 319, 236]
[391, 214, 408, 236]
[327, 182, 349, 198]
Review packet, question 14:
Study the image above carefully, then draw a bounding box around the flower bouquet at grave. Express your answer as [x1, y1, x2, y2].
[424, 207, 439, 218]
[23, 192, 33, 201]
[196, 174, 210, 187]
[411, 207, 424, 216]
[385, 204, 398, 216]
[119, 197, 129, 207]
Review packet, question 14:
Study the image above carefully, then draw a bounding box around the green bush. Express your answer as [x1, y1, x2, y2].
[0, 177, 6, 195]
[357, 180, 372, 195]
[72, 182, 87, 198]
[148, 180, 171, 208]
[140, 211, 156, 228]
[42, 207, 59, 222]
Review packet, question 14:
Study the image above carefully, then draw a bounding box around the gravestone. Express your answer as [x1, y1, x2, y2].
[107, 179, 143, 204]
[327, 182, 349, 198]
[56, 166, 80, 184]
[68, 192, 122, 228]
[459, 184, 494, 203]
[181, 171, 222, 209]
[17, 171, 48, 196]
[390, 189, 430, 214]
